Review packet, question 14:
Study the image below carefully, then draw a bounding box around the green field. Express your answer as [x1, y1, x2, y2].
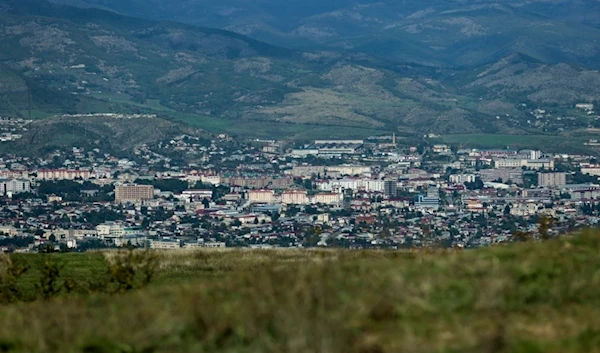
[168, 112, 392, 140]
[1, 231, 600, 353]
[437, 134, 592, 153]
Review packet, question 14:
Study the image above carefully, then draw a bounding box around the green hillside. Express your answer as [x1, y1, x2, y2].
[1, 231, 600, 352]
[0, 0, 599, 139]
[0, 114, 198, 157]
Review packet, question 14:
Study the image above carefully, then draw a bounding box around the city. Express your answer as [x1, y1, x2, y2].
[1, 126, 599, 252]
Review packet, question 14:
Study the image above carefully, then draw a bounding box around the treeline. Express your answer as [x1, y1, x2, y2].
[134, 178, 188, 194]
[37, 180, 114, 202]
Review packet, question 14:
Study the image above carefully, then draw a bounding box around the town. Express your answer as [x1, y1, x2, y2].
[1, 125, 600, 253]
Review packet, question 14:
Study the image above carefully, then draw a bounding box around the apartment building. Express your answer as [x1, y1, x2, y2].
[37, 169, 91, 180]
[538, 172, 567, 187]
[247, 189, 275, 203]
[281, 190, 309, 205]
[0, 179, 31, 195]
[115, 184, 154, 203]
[312, 192, 341, 205]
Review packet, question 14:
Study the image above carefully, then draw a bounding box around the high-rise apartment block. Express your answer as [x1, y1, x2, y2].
[538, 172, 567, 187]
[115, 184, 154, 203]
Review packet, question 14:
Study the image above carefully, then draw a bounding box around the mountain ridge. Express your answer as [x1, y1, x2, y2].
[48, 0, 600, 68]
[0, 0, 599, 140]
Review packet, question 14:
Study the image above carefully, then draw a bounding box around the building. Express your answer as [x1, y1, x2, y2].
[326, 165, 371, 177]
[247, 189, 275, 204]
[291, 140, 364, 158]
[319, 178, 384, 193]
[494, 158, 554, 170]
[530, 150, 542, 160]
[148, 239, 181, 249]
[184, 241, 226, 248]
[480, 150, 518, 158]
[312, 192, 341, 205]
[479, 169, 523, 184]
[449, 174, 476, 184]
[182, 189, 213, 200]
[414, 187, 440, 209]
[0, 179, 31, 195]
[383, 180, 398, 198]
[432, 145, 451, 153]
[581, 166, 600, 176]
[527, 159, 555, 170]
[538, 172, 567, 187]
[289, 166, 325, 178]
[115, 184, 154, 203]
[96, 222, 127, 239]
[415, 194, 439, 209]
[343, 189, 353, 210]
[281, 190, 309, 205]
[223, 176, 293, 190]
[37, 169, 91, 180]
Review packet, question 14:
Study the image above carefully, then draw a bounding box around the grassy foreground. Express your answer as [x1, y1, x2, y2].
[1, 232, 600, 353]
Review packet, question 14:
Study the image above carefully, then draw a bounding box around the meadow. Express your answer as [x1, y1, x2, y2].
[1, 232, 600, 352]
[437, 134, 593, 154]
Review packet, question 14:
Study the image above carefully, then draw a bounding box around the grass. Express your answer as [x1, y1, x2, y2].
[168, 112, 392, 140]
[437, 134, 592, 153]
[18, 110, 55, 120]
[1, 231, 600, 352]
[89, 93, 176, 113]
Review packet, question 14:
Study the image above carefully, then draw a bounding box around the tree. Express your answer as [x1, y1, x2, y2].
[202, 198, 210, 209]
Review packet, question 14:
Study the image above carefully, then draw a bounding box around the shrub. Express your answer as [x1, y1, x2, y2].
[35, 259, 63, 300]
[0, 254, 28, 304]
[106, 250, 158, 294]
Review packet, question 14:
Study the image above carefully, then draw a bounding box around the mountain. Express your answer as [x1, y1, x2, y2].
[49, 0, 600, 68]
[0, 114, 193, 157]
[0, 0, 479, 136]
[0, 0, 599, 140]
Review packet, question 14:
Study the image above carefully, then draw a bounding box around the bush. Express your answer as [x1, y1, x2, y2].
[35, 259, 63, 300]
[0, 254, 28, 304]
[105, 250, 158, 294]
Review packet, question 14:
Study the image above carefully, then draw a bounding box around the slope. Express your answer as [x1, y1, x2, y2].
[1, 0, 599, 140]
[0, 114, 194, 157]
[49, 0, 600, 68]
[0, 0, 489, 135]
[1, 231, 600, 352]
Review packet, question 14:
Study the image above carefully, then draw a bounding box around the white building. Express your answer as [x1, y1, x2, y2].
[0, 179, 31, 195]
[184, 242, 226, 248]
[494, 159, 554, 170]
[432, 145, 451, 153]
[538, 172, 567, 187]
[325, 165, 371, 176]
[37, 169, 91, 180]
[581, 166, 600, 176]
[281, 190, 309, 204]
[182, 189, 213, 200]
[96, 222, 129, 239]
[201, 175, 221, 186]
[318, 178, 384, 193]
[247, 189, 275, 203]
[148, 239, 181, 249]
[311, 193, 341, 205]
[449, 174, 476, 183]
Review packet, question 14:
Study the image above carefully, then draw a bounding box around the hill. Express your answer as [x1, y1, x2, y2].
[0, 114, 194, 157]
[49, 0, 600, 68]
[0, 0, 599, 140]
[1, 231, 600, 352]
